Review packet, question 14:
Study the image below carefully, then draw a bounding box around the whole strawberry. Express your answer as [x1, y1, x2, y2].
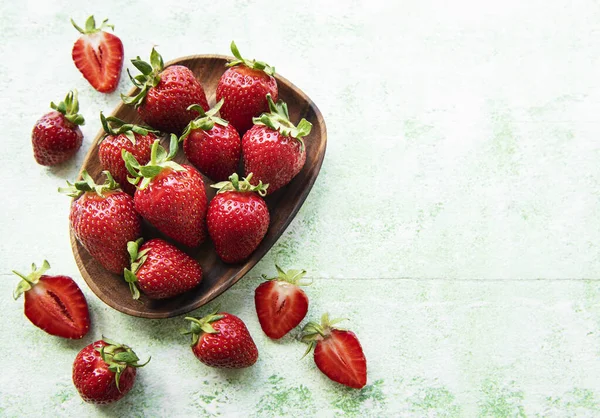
[73, 338, 150, 404]
[301, 314, 367, 389]
[207, 173, 270, 263]
[255, 265, 310, 339]
[61, 170, 141, 274]
[32, 90, 84, 166]
[180, 99, 241, 181]
[71, 16, 124, 93]
[216, 41, 278, 134]
[123, 238, 202, 300]
[122, 48, 209, 133]
[243, 94, 312, 194]
[12, 260, 89, 339]
[98, 112, 158, 195]
[123, 135, 208, 247]
[183, 308, 258, 368]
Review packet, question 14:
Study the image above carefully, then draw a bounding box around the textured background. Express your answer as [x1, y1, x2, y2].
[1, 0, 600, 416]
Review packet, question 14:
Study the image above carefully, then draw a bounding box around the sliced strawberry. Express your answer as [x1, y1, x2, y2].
[255, 265, 310, 339]
[71, 16, 124, 93]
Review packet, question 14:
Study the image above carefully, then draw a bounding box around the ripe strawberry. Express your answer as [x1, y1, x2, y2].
[301, 314, 367, 389]
[61, 170, 141, 274]
[207, 173, 270, 263]
[183, 308, 258, 368]
[180, 99, 241, 181]
[32, 90, 84, 166]
[98, 112, 158, 195]
[122, 48, 208, 133]
[12, 260, 89, 339]
[123, 238, 202, 300]
[242, 94, 312, 194]
[255, 265, 310, 339]
[123, 135, 208, 247]
[216, 41, 278, 134]
[71, 16, 124, 93]
[73, 338, 150, 404]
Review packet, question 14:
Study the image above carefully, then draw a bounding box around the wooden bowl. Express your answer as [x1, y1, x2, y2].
[71, 55, 327, 319]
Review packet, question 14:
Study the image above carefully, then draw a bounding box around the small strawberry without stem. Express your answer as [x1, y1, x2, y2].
[301, 313, 367, 389]
[243, 94, 312, 194]
[207, 173, 270, 263]
[216, 41, 278, 134]
[61, 170, 141, 274]
[73, 338, 150, 404]
[71, 16, 124, 93]
[12, 260, 90, 339]
[122, 48, 208, 133]
[32, 90, 84, 166]
[123, 238, 202, 300]
[180, 99, 241, 181]
[183, 308, 258, 369]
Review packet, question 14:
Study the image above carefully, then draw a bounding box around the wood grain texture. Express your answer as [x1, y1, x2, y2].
[70, 55, 327, 319]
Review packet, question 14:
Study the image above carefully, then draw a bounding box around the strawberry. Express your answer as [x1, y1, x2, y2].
[216, 41, 278, 134]
[242, 94, 312, 194]
[207, 173, 270, 263]
[61, 170, 141, 274]
[123, 135, 208, 247]
[71, 16, 124, 93]
[183, 308, 258, 368]
[301, 314, 367, 389]
[180, 99, 241, 181]
[122, 48, 209, 133]
[73, 338, 150, 404]
[255, 265, 310, 339]
[98, 112, 158, 195]
[32, 90, 84, 166]
[12, 260, 89, 339]
[123, 238, 202, 300]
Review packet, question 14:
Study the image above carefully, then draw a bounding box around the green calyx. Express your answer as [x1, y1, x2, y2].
[227, 41, 275, 77]
[122, 134, 184, 189]
[121, 48, 164, 108]
[252, 94, 312, 150]
[12, 260, 51, 300]
[71, 16, 115, 35]
[123, 239, 150, 300]
[262, 264, 312, 286]
[211, 173, 268, 197]
[300, 313, 348, 358]
[58, 170, 120, 198]
[96, 337, 150, 391]
[182, 306, 225, 346]
[100, 112, 160, 145]
[180, 99, 228, 141]
[50, 90, 85, 126]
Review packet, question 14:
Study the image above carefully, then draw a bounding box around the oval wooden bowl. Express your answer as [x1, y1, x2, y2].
[71, 55, 326, 319]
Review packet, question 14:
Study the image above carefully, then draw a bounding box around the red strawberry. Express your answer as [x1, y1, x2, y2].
[242, 94, 312, 194]
[183, 309, 258, 368]
[32, 90, 84, 166]
[180, 99, 241, 181]
[61, 171, 141, 274]
[207, 173, 270, 263]
[255, 265, 310, 339]
[123, 135, 208, 247]
[122, 48, 209, 133]
[216, 41, 278, 134]
[73, 338, 150, 404]
[301, 314, 367, 389]
[71, 16, 124, 93]
[98, 113, 158, 195]
[12, 260, 89, 339]
[123, 238, 202, 300]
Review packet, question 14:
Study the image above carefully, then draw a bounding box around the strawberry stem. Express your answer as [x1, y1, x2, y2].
[50, 90, 85, 126]
[252, 94, 311, 150]
[262, 265, 311, 286]
[300, 313, 349, 355]
[96, 338, 150, 392]
[211, 173, 269, 196]
[12, 260, 51, 300]
[180, 99, 229, 141]
[182, 307, 226, 346]
[71, 16, 115, 35]
[122, 48, 164, 108]
[59, 170, 121, 198]
[100, 112, 160, 145]
[227, 41, 275, 77]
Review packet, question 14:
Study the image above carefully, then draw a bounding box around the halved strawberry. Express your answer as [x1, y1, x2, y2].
[254, 265, 310, 339]
[12, 260, 90, 339]
[71, 16, 124, 93]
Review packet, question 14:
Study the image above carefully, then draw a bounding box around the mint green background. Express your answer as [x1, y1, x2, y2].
[2, 0, 600, 416]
